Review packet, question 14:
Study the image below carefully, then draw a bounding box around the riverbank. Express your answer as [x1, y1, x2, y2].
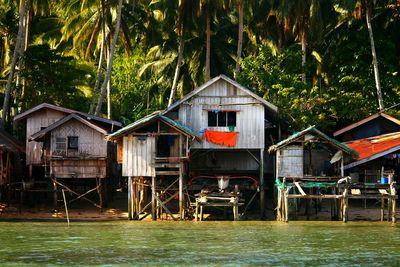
[1, 198, 399, 222]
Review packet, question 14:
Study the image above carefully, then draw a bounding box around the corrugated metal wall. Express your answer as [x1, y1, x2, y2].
[178, 79, 265, 149]
[122, 135, 155, 177]
[277, 146, 303, 177]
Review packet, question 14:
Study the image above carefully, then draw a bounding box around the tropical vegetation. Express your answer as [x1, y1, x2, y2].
[1, 0, 400, 134]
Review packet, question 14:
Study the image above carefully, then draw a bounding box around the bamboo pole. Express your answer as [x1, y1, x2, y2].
[61, 189, 70, 227]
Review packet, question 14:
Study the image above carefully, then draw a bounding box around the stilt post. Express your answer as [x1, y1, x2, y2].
[259, 148, 265, 219]
[151, 175, 156, 221]
[179, 163, 184, 220]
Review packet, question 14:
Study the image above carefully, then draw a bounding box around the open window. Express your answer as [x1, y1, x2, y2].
[208, 111, 237, 127]
[68, 136, 79, 149]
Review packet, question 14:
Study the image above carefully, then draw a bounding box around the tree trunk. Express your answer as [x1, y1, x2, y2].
[94, 0, 123, 116]
[365, 0, 384, 111]
[205, 7, 211, 82]
[234, 0, 244, 78]
[13, 3, 28, 132]
[89, 0, 106, 114]
[168, 30, 185, 107]
[1, 0, 28, 129]
[301, 14, 308, 83]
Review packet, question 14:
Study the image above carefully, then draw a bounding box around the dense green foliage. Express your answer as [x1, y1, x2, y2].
[1, 0, 400, 133]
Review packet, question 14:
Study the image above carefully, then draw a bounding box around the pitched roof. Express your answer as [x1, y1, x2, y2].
[108, 112, 201, 141]
[333, 112, 400, 137]
[268, 125, 358, 157]
[30, 114, 109, 141]
[14, 103, 122, 127]
[161, 75, 278, 115]
[0, 129, 25, 153]
[344, 132, 400, 169]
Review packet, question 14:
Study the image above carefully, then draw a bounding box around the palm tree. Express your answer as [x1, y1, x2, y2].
[235, 0, 244, 77]
[365, 0, 384, 110]
[1, 0, 29, 129]
[94, 0, 123, 116]
[168, 0, 186, 107]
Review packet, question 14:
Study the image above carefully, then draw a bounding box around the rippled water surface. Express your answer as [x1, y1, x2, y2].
[0, 221, 399, 266]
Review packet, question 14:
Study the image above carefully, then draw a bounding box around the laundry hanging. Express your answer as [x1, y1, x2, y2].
[203, 129, 238, 147]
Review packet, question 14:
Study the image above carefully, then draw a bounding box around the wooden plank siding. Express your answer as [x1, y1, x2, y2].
[26, 109, 67, 165]
[122, 135, 156, 177]
[50, 120, 107, 158]
[51, 159, 106, 178]
[178, 93, 265, 149]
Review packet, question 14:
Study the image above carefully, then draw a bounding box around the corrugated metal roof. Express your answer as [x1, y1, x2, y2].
[346, 132, 400, 160]
[108, 112, 201, 140]
[14, 102, 122, 127]
[268, 125, 358, 157]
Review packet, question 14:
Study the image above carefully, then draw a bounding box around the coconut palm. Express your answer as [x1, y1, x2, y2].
[1, 0, 29, 129]
[94, 0, 123, 116]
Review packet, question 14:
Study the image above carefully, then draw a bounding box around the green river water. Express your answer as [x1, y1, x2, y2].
[0, 221, 399, 266]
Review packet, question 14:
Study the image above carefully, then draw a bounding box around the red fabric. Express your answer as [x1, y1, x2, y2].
[203, 129, 238, 147]
[346, 132, 400, 160]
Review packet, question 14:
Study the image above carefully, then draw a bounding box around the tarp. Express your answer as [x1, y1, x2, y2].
[203, 129, 238, 147]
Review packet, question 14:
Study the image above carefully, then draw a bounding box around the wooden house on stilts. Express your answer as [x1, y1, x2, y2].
[14, 103, 122, 208]
[108, 113, 201, 220]
[111, 75, 280, 220]
[268, 126, 359, 222]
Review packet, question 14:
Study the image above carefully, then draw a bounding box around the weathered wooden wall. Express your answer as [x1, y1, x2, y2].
[122, 135, 156, 177]
[177, 79, 265, 149]
[50, 120, 107, 158]
[26, 109, 66, 165]
[51, 159, 106, 178]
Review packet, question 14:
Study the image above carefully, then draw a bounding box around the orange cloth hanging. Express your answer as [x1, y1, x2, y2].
[203, 129, 238, 147]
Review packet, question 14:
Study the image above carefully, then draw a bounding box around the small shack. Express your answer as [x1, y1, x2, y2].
[268, 126, 358, 222]
[108, 112, 200, 220]
[0, 130, 25, 203]
[14, 103, 122, 208]
[334, 112, 400, 142]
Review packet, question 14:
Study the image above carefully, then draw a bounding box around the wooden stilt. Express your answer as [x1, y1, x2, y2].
[259, 148, 265, 219]
[151, 175, 156, 221]
[53, 177, 58, 211]
[380, 195, 384, 222]
[179, 163, 184, 220]
[284, 189, 289, 222]
[128, 176, 132, 220]
[233, 203, 239, 221]
[391, 182, 396, 223]
[276, 188, 282, 221]
[96, 178, 103, 210]
[200, 205, 204, 221]
[342, 188, 348, 223]
[195, 200, 199, 221]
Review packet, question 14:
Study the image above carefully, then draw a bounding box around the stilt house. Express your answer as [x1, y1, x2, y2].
[14, 103, 122, 208]
[268, 126, 358, 222]
[108, 112, 201, 220]
[111, 75, 280, 220]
